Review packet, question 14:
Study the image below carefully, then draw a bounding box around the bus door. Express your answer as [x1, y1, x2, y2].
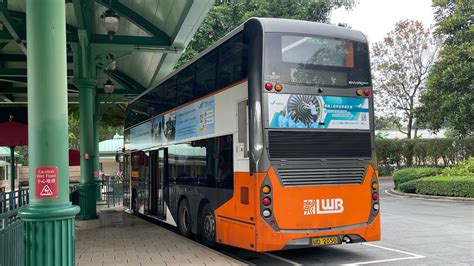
[157, 148, 168, 219]
[149, 150, 158, 216]
[149, 148, 168, 219]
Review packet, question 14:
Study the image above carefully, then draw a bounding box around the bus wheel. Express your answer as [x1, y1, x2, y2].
[178, 199, 192, 237]
[200, 203, 216, 248]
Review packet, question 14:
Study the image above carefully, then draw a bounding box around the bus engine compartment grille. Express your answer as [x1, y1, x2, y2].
[268, 131, 372, 159]
[277, 167, 366, 186]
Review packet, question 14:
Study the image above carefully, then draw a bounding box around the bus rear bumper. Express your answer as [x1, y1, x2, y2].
[283, 234, 365, 250]
[255, 214, 381, 252]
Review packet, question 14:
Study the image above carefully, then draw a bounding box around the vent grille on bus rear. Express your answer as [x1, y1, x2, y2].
[277, 166, 366, 186]
[268, 131, 372, 159]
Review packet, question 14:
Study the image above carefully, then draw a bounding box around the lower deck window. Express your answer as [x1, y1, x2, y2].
[170, 135, 233, 189]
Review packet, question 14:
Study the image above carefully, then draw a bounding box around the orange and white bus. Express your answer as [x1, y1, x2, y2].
[123, 18, 380, 252]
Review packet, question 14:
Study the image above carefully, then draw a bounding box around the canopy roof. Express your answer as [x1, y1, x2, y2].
[0, 0, 213, 105]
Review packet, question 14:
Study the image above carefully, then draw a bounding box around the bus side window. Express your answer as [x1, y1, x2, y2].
[237, 100, 249, 158]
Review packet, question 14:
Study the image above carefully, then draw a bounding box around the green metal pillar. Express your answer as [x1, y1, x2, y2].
[19, 0, 80, 265]
[76, 78, 98, 220]
[9, 145, 14, 210]
[94, 95, 102, 201]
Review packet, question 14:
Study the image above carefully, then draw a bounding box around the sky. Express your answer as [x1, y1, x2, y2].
[330, 0, 435, 44]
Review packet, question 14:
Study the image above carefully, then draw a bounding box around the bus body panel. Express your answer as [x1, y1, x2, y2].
[124, 17, 381, 253]
[214, 171, 260, 251]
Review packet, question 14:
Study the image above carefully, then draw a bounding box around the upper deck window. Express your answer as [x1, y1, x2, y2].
[281, 36, 354, 68]
[265, 33, 371, 88]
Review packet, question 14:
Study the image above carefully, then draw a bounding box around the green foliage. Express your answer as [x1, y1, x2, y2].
[415, 175, 474, 198]
[374, 115, 400, 130]
[417, 0, 473, 135]
[371, 20, 441, 139]
[398, 179, 417, 193]
[440, 157, 474, 176]
[393, 167, 440, 188]
[177, 0, 355, 68]
[376, 137, 474, 175]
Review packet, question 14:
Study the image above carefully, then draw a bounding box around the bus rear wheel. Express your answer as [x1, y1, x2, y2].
[199, 203, 216, 248]
[178, 199, 192, 237]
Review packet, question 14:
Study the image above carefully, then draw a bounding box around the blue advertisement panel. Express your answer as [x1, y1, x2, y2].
[130, 120, 152, 150]
[129, 97, 215, 150]
[268, 93, 369, 129]
[176, 96, 215, 141]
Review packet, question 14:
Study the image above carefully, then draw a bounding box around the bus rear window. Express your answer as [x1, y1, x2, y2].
[282, 36, 354, 68]
[265, 33, 371, 88]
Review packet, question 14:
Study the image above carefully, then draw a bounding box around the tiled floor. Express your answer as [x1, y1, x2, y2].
[75, 207, 242, 266]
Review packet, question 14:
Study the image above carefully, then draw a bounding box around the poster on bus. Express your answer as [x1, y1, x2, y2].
[176, 96, 215, 141]
[130, 97, 215, 150]
[267, 93, 369, 129]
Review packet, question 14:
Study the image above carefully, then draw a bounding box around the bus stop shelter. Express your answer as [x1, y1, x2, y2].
[0, 0, 213, 265]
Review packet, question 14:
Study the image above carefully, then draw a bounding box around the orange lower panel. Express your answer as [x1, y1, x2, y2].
[255, 213, 381, 252]
[216, 217, 256, 250]
[214, 170, 381, 252]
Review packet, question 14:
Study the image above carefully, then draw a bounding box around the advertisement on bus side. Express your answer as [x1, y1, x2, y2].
[130, 97, 215, 150]
[267, 93, 369, 130]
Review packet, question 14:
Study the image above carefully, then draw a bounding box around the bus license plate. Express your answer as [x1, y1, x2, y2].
[311, 236, 341, 246]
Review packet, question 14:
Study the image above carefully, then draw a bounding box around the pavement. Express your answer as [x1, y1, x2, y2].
[222, 178, 474, 265]
[75, 206, 242, 266]
[75, 179, 474, 265]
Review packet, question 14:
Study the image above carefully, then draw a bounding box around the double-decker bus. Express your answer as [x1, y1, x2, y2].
[123, 18, 380, 252]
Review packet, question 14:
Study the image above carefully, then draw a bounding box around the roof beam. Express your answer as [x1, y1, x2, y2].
[95, 0, 171, 45]
[0, 94, 13, 102]
[0, 86, 139, 95]
[8, 10, 78, 33]
[0, 0, 26, 54]
[105, 69, 146, 94]
[0, 68, 74, 77]
[0, 54, 73, 63]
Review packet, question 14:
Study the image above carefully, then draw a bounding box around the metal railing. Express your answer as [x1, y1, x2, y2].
[98, 178, 124, 208]
[0, 188, 28, 266]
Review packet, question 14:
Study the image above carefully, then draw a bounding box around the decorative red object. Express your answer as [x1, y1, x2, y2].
[0, 121, 28, 146]
[35, 166, 58, 198]
[69, 149, 80, 166]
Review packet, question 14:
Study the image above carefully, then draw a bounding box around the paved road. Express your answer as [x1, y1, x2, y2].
[222, 179, 474, 265]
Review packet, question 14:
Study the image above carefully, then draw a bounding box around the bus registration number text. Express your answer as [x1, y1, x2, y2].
[311, 236, 341, 246]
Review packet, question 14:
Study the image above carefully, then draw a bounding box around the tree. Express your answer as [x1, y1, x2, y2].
[177, 0, 355, 67]
[417, 0, 473, 136]
[371, 20, 442, 139]
[374, 115, 400, 130]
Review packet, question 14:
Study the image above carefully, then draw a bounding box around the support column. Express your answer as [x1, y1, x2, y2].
[76, 78, 98, 220]
[19, 0, 80, 265]
[93, 95, 102, 201]
[9, 146, 14, 210]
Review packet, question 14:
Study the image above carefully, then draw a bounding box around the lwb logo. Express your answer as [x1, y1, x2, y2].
[303, 198, 344, 215]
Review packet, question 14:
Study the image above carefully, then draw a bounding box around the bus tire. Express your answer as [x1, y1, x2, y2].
[199, 203, 216, 248]
[178, 198, 192, 237]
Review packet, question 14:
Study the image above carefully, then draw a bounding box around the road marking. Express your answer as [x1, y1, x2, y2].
[345, 243, 425, 265]
[263, 252, 302, 265]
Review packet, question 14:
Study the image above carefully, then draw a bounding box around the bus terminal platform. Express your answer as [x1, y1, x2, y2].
[75, 206, 241, 266]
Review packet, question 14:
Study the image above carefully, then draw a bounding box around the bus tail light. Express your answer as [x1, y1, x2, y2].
[262, 197, 271, 206]
[262, 185, 271, 194]
[373, 203, 379, 211]
[371, 182, 378, 190]
[265, 83, 273, 91]
[364, 89, 371, 96]
[372, 193, 379, 201]
[356, 89, 363, 96]
[274, 84, 283, 92]
[262, 209, 272, 218]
